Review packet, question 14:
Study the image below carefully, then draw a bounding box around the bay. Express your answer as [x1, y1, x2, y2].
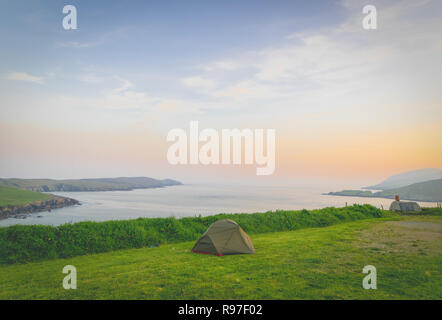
[0, 183, 436, 227]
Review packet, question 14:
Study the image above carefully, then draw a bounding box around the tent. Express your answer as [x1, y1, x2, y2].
[192, 219, 255, 256]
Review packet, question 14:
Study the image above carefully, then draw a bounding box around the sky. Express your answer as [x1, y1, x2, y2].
[0, 0, 441, 185]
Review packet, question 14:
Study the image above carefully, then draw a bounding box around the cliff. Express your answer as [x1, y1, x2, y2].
[0, 196, 80, 220]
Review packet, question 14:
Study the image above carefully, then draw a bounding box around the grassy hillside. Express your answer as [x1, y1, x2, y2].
[328, 178, 442, 202]
[364, 168, 442, 190]
[0, 205, 385, 264]
[0, 185, 51, 207]
[0, 177, 182, 192]
[0, 215, 440, 299]
[376, 179, 442, 202]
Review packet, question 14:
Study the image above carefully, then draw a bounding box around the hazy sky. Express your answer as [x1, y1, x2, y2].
[0, 0, 441, 185]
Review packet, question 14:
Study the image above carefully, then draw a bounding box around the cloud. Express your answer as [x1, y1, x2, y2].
[56, 41, 100, 48]
[113, 77, 133, 93]
[7, 72, 44, 84]
[88, 77, 152, 110]
[202, 60, 239, 71]
[77, 74, 104, 83]
[95, 91, 153, 110]
[181, 0, 442, 113]
[55, 27, 133, 49]
[41, 76, 154, 112]
[182, 76, 215, 90]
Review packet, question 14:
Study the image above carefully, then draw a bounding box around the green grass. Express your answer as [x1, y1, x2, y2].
[0, 204, 386, 264]
[0, 185, 51, 207]
[0, 215, 440, 299]
[405, 207, 442, 216]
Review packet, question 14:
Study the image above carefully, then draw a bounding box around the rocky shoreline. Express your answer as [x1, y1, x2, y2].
[0, 196, 80, 220]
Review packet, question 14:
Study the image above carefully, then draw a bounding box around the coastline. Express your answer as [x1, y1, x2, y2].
[0, 196, 80, 220]
[324, 192, 441, 203]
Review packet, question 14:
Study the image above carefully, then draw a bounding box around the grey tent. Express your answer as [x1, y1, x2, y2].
[389, 200, 421, 212]
[192, 219, 255, 256]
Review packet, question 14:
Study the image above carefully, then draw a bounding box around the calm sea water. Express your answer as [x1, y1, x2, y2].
[0, 184, 436, 227]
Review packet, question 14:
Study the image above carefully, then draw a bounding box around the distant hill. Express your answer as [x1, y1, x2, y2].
[0, 177, 182, 192]
[375, 178, 442, 202]
[328, 178, 442, 202]
[364, 168, 442, 190]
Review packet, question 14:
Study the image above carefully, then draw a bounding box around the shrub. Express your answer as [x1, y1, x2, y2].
[0, 204, 385, 264]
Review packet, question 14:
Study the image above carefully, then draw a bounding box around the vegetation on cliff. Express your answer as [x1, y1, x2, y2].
[0, 185, 51, 206]
[0, 186, 80, 219]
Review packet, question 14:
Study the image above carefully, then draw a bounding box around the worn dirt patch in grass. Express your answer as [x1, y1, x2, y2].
[393, 221, 442, 232]
[355, 217, 442, 255]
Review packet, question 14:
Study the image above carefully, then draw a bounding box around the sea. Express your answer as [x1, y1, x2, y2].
[0, 183, 437, 227]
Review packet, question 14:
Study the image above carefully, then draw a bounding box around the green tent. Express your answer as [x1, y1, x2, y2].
[192, 219, 256, 256]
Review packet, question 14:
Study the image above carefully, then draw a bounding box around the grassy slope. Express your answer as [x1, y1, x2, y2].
[0, 215, 440, 300]
[364, 168, 442, 190]
[376, 178, 442, 202]
[0, 185, 51, 207]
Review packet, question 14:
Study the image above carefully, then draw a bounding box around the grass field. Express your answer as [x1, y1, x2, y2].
[0, 204, 385, 264]
[0, 185, 51, 207]
[0, 215, 440, 299]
